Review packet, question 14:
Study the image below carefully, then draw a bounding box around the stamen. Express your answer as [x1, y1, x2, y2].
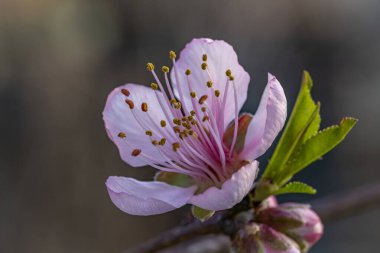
[160, 120, 167, 127]
[226, 69, 232, 77]
[206, 81, 213, 88]
[185, 69, 191, 75]
[159, 138, 166, 145]
[201, 63, 207, 70]
[215, 90, 220, 97]
[131, 149, 141, 156]
[172, 142, 180, 151]
[146, 63, 155, 71]
[121, 89, 130, 96]
[151, 83, 159, 90]
[145, 130, 153, 136]
[202, 54, 208, 62]
[118, 132, 126, 138]
[151, 140, 158, 146]
[229, 80, 239, 158]
[141, 102, 148, 112]
[190, 91, 196, 98]
[173, 118, 181, 125]
[161, 66, 170, 73]
[169, 51, 176, 59]
[199, 95, 208, 105]
[125, 99, 134, 109]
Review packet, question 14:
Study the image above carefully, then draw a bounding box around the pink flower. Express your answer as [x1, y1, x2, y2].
[257, 203, 323, 252]
[103, 38, 287, 215]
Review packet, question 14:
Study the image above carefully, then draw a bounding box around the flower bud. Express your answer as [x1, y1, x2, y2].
[234, 223, 300, 253]
[256, 203, 323, 252]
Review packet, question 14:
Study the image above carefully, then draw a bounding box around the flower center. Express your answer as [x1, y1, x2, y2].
[117, 51, 241, 186]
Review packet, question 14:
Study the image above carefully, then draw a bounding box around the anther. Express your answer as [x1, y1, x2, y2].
[190, 91, 196, 98]
[146, 63, 155, 71]
[215, 90, 221, 97]
[206, 81, 213, 88]
[145, 130, 153, 136]
[229, 75, 235, 81]
[131, 149, 141, 156]
[201, 107, 206, 112]
[169, 51, 176, 59]
[226, 69, 232, 77]
[173, 118, 181, 125]
[202, 116, 209, 122]
[173, 102, 182, 109]
[190, 110, 196, 116]
[125, 99, 134, 109]
[151, 140, 158, 146]
[170, 98, 177, 104]
[121, 89, 130, 96]
[162, 66, 170, 73]
[185, 69, 191, 76]
[160, 120, 167, 127]
[141, 102, 148, 112]
[187, 115, 193, 121]
[199, 95, 208, 105]
[172, 142, 180, 151]
[159, 138, 167, 145]
[151, 83, 159, 90]
[202, 54, 208, 62]
[201, 63, 207, 70]
[118, 132, 126, 138]
[173, 126, 181, 133]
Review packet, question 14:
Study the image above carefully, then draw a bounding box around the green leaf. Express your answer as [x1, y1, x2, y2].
[191, 206, 215, 222]
[273, 181, 316, 195]
[263, 71, 320, 180]
[276, 117, 358, 185]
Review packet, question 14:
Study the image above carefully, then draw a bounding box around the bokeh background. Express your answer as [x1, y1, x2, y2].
[1, 0, 379, 252]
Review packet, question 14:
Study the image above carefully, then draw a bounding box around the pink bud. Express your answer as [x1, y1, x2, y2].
[257, 203, 323, 252]
[234, 223, 300, 253]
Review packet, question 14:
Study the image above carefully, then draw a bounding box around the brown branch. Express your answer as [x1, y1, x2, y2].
[124, 182, 380, 253]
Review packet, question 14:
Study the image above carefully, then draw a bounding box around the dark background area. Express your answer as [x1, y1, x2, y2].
[1, 1, 379, 252]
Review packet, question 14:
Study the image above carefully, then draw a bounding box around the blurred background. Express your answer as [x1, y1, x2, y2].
[1, 0, 379, 252]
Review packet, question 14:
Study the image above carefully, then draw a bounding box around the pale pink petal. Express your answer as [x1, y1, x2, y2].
[106, 176, 197, 215]
[240, 74, 287, 161]
[188, 161, 258, 211]
[171, 38, 250, 128]
[103, 83, 173, 167]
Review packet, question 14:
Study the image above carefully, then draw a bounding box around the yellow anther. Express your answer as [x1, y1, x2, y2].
[187, 115, 193, 121]
[190, 91, 196, 98]
[215, 90, 221, 97]
[188, 130, 194, 135]
[199, 95, 208, 105]
[202, 115, 209, 122]
[229, 75, 235, 81]
[201, 107, 206, 112]
[190, 119, 196, 125]
[170, 98, 177, 104]
[151, 83, 159, 90]
[160, 120, 167, 127]
[182, 116, 187, 121]
[131, 149, 141, 156]
[151, 140, 158, 146]
[169, 50, 176, 59]
[173, 126, 181, 133]
[159, 138, 167, 145]
[125, 99, 134, 109]
[173, 118, 181, 125]
[162, 66, 170, 73]
[190, 110, 196, 116]
[118, 132, 126, 138]
[173, 102, 182, 109]
[172, 142, 180, 151]
[141, 102, 148, 112]
[201, 63, 207, 70]
[179, 132, 187, 139]
[185, 69, 191, 75]
[202, 54, 208, 62]
[145, 130, 153, 136]
[206, 81, 213, 88]
[121, 89, 130, 96]
[226, 69, 232, 77]
[146, 63, 155, 71]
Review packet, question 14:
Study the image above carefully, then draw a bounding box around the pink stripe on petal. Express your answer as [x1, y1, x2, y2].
[106, 176, 197, 215]
[188, 161, 258, 211]
[240, 74, 287, 161]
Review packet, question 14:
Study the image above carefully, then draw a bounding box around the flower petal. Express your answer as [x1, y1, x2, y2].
[240, 74, 287, 161]
[106, 176, 197, 215]
[103, 83, 173, 167]
[188, 161, 258, 211]
[171, 38, 250, 129]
